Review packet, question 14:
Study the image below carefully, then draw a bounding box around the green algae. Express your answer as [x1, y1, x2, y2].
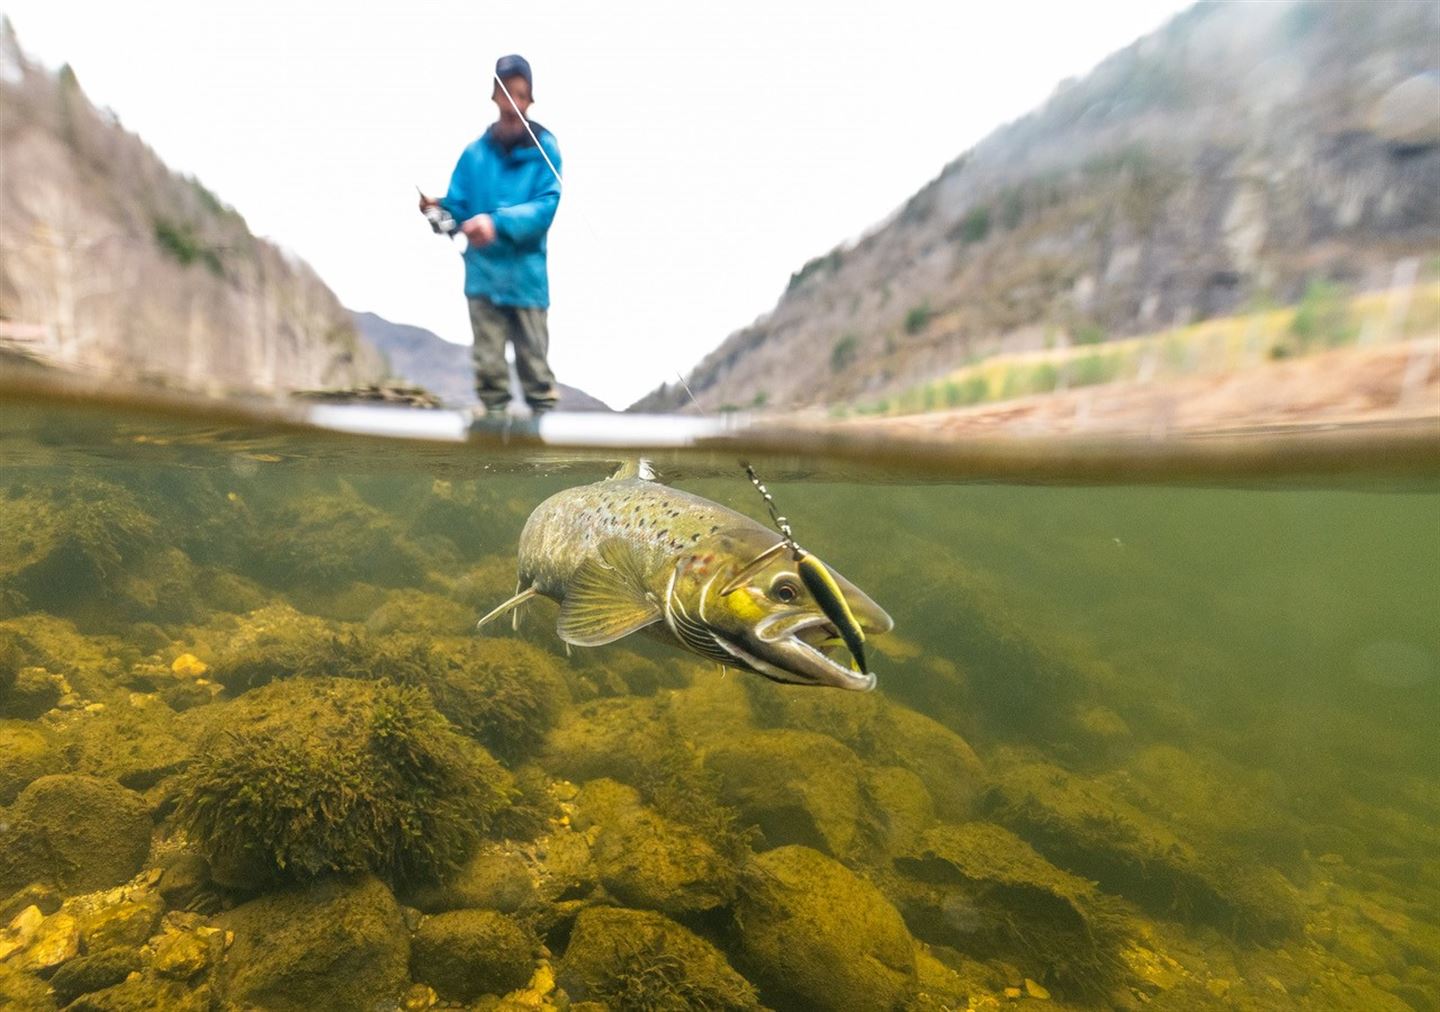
[174, 678, 513, 885]
[559, 905, 761, 1011]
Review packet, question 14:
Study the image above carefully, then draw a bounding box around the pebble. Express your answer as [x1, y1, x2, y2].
[171, 654, 209, 678]
[403, 983, 437, 1010]
[84, 702, 107, 714]
[0, 905, 44, 961]
[1024, 978, 1051, 1000]
[16, 911, 79, 972]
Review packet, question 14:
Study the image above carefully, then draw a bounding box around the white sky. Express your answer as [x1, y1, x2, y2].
[3, 1, 1190, 408]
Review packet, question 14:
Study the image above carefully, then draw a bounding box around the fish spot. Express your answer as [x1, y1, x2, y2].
[710, 525, 720, 534]
[658, 529, 668, 539]
[690, 533, 701, 542]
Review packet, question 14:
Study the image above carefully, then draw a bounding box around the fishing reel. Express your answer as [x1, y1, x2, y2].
[417, 186, 462, 239]
[423, 203, 460, 237]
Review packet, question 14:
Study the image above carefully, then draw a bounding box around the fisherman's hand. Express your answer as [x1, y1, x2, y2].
[461, 214, 497, 247]
[418, 193, 438, 212]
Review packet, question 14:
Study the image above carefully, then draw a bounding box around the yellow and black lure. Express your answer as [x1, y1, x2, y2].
[720, 464, 870, 675]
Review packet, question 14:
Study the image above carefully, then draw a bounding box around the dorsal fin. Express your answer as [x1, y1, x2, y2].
[556, 538, 662, 646]
[609, 459, 658, 482]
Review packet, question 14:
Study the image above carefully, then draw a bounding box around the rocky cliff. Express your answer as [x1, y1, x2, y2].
[0, 21, 385, 394]
[633, 0, 1440, 413]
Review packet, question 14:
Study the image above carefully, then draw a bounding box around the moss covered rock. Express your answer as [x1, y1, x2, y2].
[410, 909, 534, 1002]
[862, 766, 936, 857]
[0, 720, 63, 804]
[410, 844, 537, 914]
[220, 874, 408, 1012]
[0, 477, 158, 619]
[0, 963, 55, 1010]
[0, 628, 19, 695]
[540, 696, 670, 786]
[735, 845, 917, 1012]
[49, 946, 143, 1006]
[558, 906, 760, 1010]
[0, 667, 61, 720]
[203, 604, 340, 692]
[747, 689, 983, 821]
[0, 775, 151, 896]
[986, 755, 1303, 940]
[704, 729, 865, 857]
[409, 637, 571, 765]
[67, 976, 213, 1011]
[174, 677, 513, 887]
[249, 491, 428, 590]
[892, 822, 1129, 1000]
[58, 704, 195, 791]
[577, 779, 737, 916]
[364, 591, 475, 637]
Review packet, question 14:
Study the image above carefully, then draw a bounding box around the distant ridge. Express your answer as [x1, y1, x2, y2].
[352, 310, 611, 412]
[631, 0, 1440, 413]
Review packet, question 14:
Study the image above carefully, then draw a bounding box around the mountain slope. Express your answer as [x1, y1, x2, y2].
[632, 0, 1440, 413]
[352, 311, 611, 411]
[0, 21, 385, 393]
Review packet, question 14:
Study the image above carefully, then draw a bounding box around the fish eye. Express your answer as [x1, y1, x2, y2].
[770, 576, 802, 603]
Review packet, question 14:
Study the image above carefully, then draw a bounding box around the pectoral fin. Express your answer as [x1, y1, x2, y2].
[556, 539, 661, 646]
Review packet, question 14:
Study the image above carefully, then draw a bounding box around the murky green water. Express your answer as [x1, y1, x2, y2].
[0, 397, 1437, 1011]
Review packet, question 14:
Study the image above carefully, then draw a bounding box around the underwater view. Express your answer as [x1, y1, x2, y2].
[0, 397, 1437, 1012]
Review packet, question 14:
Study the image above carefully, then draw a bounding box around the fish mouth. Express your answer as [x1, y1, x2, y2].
[740, 615, 876, 691]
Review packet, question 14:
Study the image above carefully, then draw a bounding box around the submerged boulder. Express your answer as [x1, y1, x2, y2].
[892, 822, 1129, 1000]
[219, 874, 408, 1012]
[413, 637, 571, 764]
[540, 696, 670, 786]
[58, 704, 195, 791]
[734, 845, 917, 1012]
[986, 755, 1303, 940]
[203, 604, 340, 693]
[558, 905, 760, 1010]
[576, 779, 737, 916]
[746, 688, 983, 821]
[0, 720, 64, 804]
[410, 909, 534, 1003]
[0, 775, 152, 896]
[0, 963, 54, 1010]
[49, 947, 144, 1006]
[704, 729, 865, 857]
[173, 677, 513, 888]
[0, 667, 61, 720]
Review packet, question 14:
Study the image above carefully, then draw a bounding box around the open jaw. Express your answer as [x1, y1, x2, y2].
[740, 615, 876, 691]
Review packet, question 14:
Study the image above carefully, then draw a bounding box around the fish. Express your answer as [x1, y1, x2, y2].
[477, 462, 892, 690]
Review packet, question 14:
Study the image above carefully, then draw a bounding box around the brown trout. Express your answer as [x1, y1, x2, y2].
[478, 464, 892, 690]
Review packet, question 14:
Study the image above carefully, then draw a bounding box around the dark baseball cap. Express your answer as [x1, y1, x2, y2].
[495, 54, 533, 95]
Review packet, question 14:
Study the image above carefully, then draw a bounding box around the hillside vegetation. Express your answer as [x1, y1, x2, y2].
[0, 20, 385, 393]
[633, 1, 1440, 415]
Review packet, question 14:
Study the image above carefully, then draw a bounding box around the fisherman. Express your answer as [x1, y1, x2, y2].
[419, 54, 562, 422]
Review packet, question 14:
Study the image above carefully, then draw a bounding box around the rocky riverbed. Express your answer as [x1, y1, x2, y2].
[1, 450, 1436, 1010]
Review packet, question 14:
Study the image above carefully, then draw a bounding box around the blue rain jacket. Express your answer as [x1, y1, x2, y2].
[440, 122, 562, 309]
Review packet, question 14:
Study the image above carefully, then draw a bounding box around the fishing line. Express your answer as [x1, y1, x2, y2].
[495, 72, 866, 671]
